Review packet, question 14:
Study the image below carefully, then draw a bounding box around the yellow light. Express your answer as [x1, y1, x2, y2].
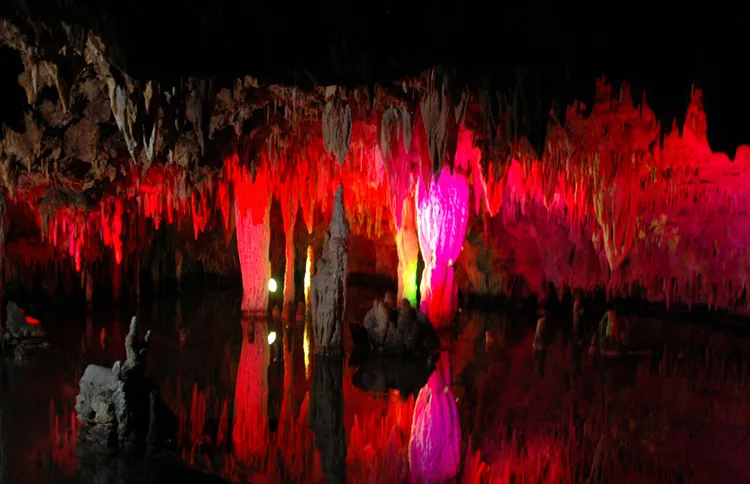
[267, 278, 278, 293]
[267, 331, 277, 345]
[303, 323, 310, 379]
[303, 245, 312, 304]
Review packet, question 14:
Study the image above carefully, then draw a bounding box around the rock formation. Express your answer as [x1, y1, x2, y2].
[310, 184, 349, 356]
[3, 301, 49, 361]
[1, 8, 750, 326]
[75, 316, 176, 450]
[359, 296, 438, 355]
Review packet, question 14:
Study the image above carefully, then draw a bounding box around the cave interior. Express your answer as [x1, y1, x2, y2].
[1, 2, 750, 483]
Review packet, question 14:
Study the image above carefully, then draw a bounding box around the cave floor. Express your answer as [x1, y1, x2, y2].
[1, 287, 749, 483]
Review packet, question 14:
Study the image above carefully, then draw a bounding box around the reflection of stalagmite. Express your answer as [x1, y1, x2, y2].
[309, 358, 346, 484]
[416, 166, 470, 326]
[409, 352, 461, 483]
[235, 198, 271, 313]
[396, 196, 419, 307]
[232, 317, 269, 462]
[0, 194, 5, 327]
[311, 184, 349, 356]
[0, 404, 5, 483]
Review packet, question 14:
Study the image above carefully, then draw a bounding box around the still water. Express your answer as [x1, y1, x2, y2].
[2, 287, 750, 483]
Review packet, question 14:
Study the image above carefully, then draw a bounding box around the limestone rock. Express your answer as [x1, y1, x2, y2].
[75, 316, 176, 451]
[311, 184, 350, 356]
[359, 298, 437, 355]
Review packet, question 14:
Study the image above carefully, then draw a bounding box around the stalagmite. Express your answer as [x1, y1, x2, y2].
[235, 197, 271, 314]
[395, 195, 419, 307]
[416, 166, 470, 326]
[408, 352, 461, 483]
[310, 184, 350, 356]
[75, 317, 176, 450]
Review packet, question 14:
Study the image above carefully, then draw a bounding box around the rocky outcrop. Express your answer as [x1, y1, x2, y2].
[75, 316, 176, 451]
[3, 301, 49, 361]
[310, 184, 349, 356]
[359, 296, 438, 355]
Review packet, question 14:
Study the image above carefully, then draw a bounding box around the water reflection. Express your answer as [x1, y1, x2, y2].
[4, 290, 750, 482]
[409, 352, 461, 483]
[232, 316, 269, 463]
[309, 357, 345, 484]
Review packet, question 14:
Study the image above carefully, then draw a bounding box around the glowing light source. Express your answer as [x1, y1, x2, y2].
[395, 196, 419, 307]
[267, 331, 277, 345]
[24, 315, 40, 326]
[303, 245, 312, 306]
[303, 322, 311, 380]
[268, 278, 278, 293]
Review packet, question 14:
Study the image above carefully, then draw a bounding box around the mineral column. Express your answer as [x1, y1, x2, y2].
[415, 166, 470, 327]
[310, 184, 350, 356]
[235, 195, 271, 313]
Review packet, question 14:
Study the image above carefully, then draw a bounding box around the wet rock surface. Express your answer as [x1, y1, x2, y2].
[356, 295, 438, 355]
[3, 301, 50, 361]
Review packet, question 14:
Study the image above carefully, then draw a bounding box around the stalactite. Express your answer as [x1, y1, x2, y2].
[311, 184, 349, 356]
[416, 166, 470, 326]
[280, 177, 300, 316]
[322, 86, 352, 166]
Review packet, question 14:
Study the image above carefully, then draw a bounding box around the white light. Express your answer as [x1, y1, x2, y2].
[268, 278, 278, 293]
[267, 331, 277, 345]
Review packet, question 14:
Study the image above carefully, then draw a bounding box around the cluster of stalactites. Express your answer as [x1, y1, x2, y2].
[14, 72, 750, 313]
[29, 164, 221, 274]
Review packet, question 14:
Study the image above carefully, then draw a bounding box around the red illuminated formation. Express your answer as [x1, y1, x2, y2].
[3, 12, 750, 318]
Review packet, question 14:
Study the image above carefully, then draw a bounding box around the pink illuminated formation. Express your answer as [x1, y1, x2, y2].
[416, 166, 470, 325]
[409, 352, 461, 482]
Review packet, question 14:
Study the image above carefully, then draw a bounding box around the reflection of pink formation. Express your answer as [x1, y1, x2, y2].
[232, 320, 269, 462]
[408, 353, 461, 483]
[416, 165, 470, 326]
[235, 199, 271, 312]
